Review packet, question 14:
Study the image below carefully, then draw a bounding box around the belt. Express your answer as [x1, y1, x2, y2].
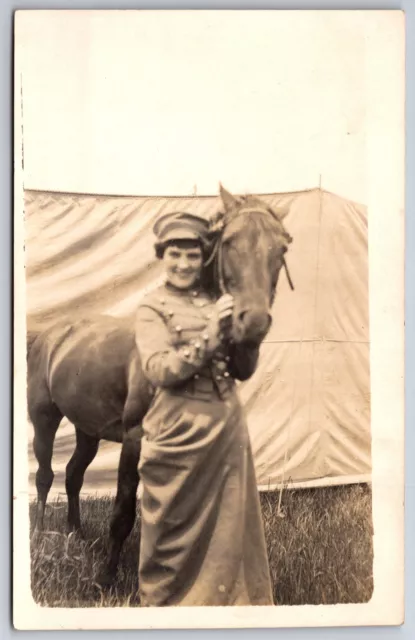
[170, 366, 235, 401]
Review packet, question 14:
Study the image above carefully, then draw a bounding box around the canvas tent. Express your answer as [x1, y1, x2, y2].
[25, 187, 371, 493]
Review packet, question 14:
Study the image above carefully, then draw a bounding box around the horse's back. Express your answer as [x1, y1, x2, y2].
[28, 315, 135, 372]
[27, 315, 140, 441]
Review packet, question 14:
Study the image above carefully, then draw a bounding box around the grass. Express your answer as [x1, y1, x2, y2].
[29, 484, 373, 608]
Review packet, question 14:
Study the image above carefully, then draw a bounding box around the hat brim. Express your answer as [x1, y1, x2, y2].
[161, 229, 205, 243]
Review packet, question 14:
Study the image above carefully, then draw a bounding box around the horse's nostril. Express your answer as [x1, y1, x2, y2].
[238, 309, 272, 335]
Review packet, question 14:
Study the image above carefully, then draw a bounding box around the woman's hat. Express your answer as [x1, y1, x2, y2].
[153, 212, 211, 245]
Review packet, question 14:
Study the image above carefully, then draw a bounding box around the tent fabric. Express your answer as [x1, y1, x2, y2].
[24, 188, 371, 492]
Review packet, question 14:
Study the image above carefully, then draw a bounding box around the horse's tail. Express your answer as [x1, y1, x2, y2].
[26, 329, 41, 361]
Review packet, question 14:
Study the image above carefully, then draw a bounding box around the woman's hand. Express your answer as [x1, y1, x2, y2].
[205, 295, 234, 351]
[216, 294, 234, 330]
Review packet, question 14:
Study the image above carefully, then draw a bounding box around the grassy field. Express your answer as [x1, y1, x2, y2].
[29, 484, 373, 608]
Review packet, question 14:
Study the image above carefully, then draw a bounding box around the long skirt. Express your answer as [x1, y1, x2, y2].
[138, 388, 274, 607]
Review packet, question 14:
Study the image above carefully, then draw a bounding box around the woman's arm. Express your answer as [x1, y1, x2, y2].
[135, 305, 219, 388]
[227, 343, 261, 381]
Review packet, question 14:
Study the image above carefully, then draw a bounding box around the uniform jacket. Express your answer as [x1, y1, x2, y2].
[134, 283, 260, 402]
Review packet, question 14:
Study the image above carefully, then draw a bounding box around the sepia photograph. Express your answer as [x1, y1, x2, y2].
[13, 9, 404, 630]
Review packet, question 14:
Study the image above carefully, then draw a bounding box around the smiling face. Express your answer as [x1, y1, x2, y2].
[162, 240, 204, 290]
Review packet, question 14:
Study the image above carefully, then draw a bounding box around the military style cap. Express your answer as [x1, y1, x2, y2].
[153, 212, 210, 245]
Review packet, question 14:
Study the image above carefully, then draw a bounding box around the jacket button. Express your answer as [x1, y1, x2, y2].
[224, 371, 230, 378]
[216, 375, 222, 381]
[195, 341, 201, 350]
[176, 325, 182, 333]
[203, 333, 209, 342]
[168, 310, 174, 317]
[194, 374, 200, 380]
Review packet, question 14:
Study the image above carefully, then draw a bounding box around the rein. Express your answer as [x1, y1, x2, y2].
[204, 208, 295, 296]
[204, 236, 226, 293]
[282, 256, 295, 291]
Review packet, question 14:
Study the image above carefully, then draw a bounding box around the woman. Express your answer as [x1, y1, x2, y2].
[135, 211, 273, 607]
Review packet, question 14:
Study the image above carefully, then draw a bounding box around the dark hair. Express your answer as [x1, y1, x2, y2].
[154, 238, 206, 260]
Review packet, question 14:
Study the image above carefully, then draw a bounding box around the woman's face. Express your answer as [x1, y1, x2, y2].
[163, 241, 203, 290]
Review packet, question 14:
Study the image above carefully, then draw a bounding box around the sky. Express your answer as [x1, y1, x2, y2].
[17, 11, 370, 202]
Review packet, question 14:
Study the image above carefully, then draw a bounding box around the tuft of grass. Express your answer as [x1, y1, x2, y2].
[30, 496, 141, 607]
[261, 484, 373, 605]
[29, 484, 373, 607]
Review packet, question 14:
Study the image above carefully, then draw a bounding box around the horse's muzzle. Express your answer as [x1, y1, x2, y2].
[232, 307, 272, 345]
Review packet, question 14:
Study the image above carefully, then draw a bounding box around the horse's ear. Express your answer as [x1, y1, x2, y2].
[219, 183, 237, 212]
[275, 206, 290, 221]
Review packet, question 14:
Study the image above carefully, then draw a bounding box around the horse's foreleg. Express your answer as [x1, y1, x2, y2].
[32, 404, 62, 532]
[99, 424, 142, 586]
[65, 427, 99, 534]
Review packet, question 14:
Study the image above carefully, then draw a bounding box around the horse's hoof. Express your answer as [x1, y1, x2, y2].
[96, 568, 116, 590]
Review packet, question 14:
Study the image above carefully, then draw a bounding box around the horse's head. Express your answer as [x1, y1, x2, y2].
[207, 184, 294, 347]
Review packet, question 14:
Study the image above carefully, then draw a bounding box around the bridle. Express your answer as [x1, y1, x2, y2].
[203, 233, 227, 294]
[204, 206, 295, 297]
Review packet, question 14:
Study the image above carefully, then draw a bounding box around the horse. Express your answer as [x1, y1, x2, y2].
[26, 184, 294, 585]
